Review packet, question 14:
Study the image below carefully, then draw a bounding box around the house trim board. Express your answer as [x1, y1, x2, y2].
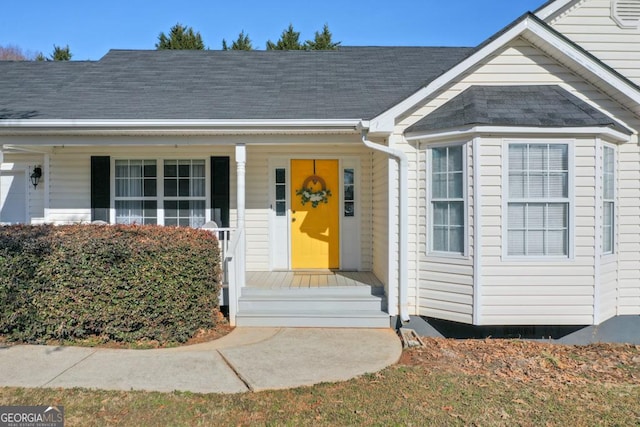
[535, 0, 582, 21]
[472, 137, 482, 325]
[594, 137, 602, 324]
[406, 126, 632, 144]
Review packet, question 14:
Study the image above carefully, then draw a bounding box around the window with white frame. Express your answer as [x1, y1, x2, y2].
[163, 159, 206, 228]
[114, 158, 207, 227]
[507, 143, 570, 257]
[430, 145, 465, 254]
[603, 145, 615, 254]
[115, 160, 158, 225]
[344, 168, 355, 217]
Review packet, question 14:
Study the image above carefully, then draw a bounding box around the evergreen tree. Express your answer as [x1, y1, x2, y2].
[156, 23, 205, 50]
[51, 45, 72, 61]
[222, 30, 253, 51]
[266, 24, 304, 50]
[305, 24, 340, 50]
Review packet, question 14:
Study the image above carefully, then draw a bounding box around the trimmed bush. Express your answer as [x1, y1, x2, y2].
[0, 224, 221, 344]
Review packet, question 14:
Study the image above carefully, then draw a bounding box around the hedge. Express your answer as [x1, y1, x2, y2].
[0, 224, 222, 344]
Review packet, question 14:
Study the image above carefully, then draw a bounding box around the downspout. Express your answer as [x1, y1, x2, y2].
[361, 130, 410, 322]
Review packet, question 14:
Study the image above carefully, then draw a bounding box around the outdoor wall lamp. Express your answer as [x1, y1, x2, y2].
[30, 165, 42, 189]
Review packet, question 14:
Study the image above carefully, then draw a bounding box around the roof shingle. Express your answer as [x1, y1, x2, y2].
[0, 47, 473, 121]
[405, 85, 632, 135]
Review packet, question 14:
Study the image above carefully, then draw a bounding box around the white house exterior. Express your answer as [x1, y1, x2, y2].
[1, 0, 640, 334]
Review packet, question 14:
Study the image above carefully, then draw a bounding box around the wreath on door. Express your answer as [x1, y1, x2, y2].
[296, 175, 332, 208]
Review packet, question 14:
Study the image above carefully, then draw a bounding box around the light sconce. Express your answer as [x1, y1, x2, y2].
[30, 165, 42, 189]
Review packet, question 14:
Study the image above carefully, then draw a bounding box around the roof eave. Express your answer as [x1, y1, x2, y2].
[0, 119, 363, 137]
[534, 0, 581, 21]
[405, 125, 633, 144]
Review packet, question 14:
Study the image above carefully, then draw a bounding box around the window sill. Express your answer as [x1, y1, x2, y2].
[501, 255, 573, 263]
[427, 251, 469, 261]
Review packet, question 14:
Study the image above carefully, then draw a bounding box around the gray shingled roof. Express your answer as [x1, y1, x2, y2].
[405, 85, 632, 135]
[0, 47, 473, 121]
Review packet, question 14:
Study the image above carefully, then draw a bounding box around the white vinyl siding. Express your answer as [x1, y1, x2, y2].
[371, 150, 389, 291]
[430, 145, 465, 255]
[506, 143, 570, 258]
[616, 139, 639, 316]
[549, 0, 640, 85]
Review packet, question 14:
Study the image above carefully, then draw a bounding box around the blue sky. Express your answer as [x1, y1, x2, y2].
[1, 0, 545, 60]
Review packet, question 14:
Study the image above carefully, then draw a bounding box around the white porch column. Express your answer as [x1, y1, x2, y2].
[235, 144, 246, 287]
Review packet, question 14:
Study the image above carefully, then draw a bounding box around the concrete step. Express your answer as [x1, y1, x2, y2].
[235, 310, 391, 328]
[241, 286, 385, 297]
[236, 286, 388, 328]
[238, 294, 386, 312]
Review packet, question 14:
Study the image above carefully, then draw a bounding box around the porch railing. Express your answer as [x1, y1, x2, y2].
[211, 227, 234, 262]
[224, 227, 245, 326]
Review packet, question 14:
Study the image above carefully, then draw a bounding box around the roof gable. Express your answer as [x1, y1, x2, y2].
[369, 12, 640, 135]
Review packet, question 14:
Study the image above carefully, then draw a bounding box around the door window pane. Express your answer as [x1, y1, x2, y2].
[274, 168, 287, 217]
[344, 168, 355, 217]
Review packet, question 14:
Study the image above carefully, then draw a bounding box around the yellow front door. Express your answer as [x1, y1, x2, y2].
[291, 159, 340, 269]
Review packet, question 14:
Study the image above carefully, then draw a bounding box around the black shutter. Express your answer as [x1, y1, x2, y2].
[91, 156, 110, 222]
[211, 156, 230, 227]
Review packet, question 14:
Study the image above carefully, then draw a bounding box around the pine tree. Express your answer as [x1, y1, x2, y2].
[305, 24, 341, 50]
[51, 45, 72, 61]
[266, 24, 304, 50]
[156, 23, 205, 50]
[222, 30, 253, 51]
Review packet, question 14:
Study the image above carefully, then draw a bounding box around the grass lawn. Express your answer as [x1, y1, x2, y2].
[1, 338, 638, 426]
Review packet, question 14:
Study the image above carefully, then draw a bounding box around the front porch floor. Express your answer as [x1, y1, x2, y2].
[246, 270, 383, 290]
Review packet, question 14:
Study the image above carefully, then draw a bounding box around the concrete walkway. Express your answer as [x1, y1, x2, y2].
[0, 328, 402, 394]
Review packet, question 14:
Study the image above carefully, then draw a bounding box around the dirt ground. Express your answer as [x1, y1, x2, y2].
[399, 337, 640, 386]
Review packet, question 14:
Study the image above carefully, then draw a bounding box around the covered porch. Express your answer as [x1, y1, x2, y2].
[224, 143, 398, 328]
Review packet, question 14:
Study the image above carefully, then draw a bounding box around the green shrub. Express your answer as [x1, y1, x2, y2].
[0, 224, 221, 344]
